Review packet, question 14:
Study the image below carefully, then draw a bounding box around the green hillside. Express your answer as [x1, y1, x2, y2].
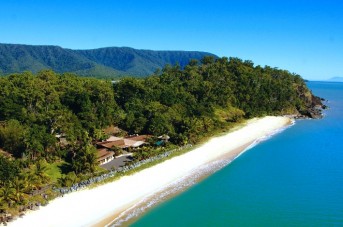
[0, 43, 216, 78]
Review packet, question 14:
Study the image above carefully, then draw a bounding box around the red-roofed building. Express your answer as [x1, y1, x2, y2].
[97, 148, 115, 165]
[97, 135, 150, 150]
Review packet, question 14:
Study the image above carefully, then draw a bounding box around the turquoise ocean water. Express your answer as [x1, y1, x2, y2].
[130, 82, 343, 227]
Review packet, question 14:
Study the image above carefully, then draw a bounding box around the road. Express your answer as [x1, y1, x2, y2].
[101, 154, 133, 170]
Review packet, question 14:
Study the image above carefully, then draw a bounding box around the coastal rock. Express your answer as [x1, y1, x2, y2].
[290, 94, 327, 120]
[297, 95, 327, 119]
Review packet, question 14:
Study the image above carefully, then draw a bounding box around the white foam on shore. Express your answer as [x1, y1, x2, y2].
[6, 116, 292, 227]
[108, 158, 232, 227]
[239, 118, 295, 155]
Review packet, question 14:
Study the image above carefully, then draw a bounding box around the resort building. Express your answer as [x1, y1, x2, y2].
[55, 133, 69, 147]
[97, 135, 150, 150]
[96, 134, 150, 165]
[97, 148, 115, 165]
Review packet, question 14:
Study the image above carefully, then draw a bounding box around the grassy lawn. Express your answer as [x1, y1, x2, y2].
[45, 161, 69, 183]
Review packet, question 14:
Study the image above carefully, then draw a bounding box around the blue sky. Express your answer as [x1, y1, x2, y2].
[1, 0, 342, 80]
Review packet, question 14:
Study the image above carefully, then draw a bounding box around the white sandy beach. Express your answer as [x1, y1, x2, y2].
[7, 116, 291, 227]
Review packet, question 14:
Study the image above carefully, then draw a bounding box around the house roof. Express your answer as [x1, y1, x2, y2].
[125, 135, 151, 142]
[97, 134, 150, 149]
[97, 139, 146, 149]
[97, 149, 115, 161]
[123, 139, 145, 148]
[0, 148, 12, 158]
[55, 133, 67, 138]
[158, 135, 170, 140]
[106, 136, 122, 142]
[97, 140, 125, 149]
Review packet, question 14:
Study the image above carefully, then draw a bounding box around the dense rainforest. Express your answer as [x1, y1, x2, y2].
[0, 56, 322, 219]
[0, 43, 216, 77]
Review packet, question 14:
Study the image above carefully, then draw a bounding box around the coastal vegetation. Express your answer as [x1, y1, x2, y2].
[0, 56, 323, 221]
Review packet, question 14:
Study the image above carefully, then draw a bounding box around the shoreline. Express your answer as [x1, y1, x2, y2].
[99, 143, 252, 227]
[6, 116, 292, 227]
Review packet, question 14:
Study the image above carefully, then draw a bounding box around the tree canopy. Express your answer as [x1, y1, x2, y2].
[0, 57, 314, 160]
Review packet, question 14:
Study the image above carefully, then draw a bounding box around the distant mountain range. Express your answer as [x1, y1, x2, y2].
[328, 77, 343, 82]
[0, 43, 216, 78]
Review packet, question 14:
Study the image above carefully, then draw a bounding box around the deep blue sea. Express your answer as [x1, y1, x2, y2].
[131, 82, 343, 227]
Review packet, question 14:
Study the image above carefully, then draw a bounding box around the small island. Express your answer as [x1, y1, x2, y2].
[0, 56, 324, 225]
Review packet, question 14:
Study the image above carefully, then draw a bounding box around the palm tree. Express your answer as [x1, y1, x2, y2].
[23, 171, 38, 193]
[71, 144, 97, 174]
[11, 177, 28, 205]
[85, 148, 97, 173]
[0, 184, 15, 209]
[34, 160, 50, 184]
[58, 172, 78, 187]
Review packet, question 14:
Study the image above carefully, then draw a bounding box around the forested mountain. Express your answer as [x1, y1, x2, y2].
[0, 43, 216, 78]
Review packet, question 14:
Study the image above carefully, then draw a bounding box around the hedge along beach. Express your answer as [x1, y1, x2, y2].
[7, 116, 292, 227]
